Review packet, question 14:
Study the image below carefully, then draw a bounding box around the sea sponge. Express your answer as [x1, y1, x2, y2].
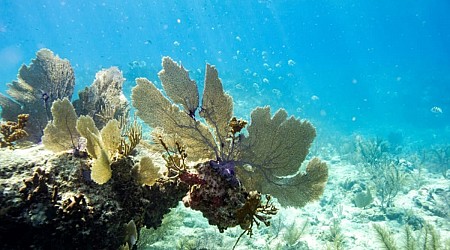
[0, 48, 75, 142]
[42, 98, 80, 152]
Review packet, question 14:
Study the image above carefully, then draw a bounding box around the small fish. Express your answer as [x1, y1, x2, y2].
[430, 106, 443, 114]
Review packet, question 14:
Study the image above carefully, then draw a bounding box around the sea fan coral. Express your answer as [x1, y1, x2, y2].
[131, 56, 328, 235]
[0, 49, 75, 142]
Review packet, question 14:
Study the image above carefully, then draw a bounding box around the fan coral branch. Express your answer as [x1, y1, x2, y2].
[132, 77, 217, 160]
[236, 107, 328, 207]
[158, 57, 199, 116]
[199, 64, 233, 160]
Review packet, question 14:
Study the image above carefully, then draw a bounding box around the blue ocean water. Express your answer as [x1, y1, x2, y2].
[1, 0, 449, 142]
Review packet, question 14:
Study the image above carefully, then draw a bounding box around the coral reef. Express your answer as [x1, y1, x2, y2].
[0, 113, 29, 147]
[0, 145, 188, 249]
[0, 51, 328, 249]
[0, 48, 75, 142]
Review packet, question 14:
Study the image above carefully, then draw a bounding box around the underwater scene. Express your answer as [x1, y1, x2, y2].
[0, 1, 449, 249]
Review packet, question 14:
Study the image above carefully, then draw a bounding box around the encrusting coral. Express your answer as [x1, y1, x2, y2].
[0, 48, 75, 142]
[0, 113, 29, 148]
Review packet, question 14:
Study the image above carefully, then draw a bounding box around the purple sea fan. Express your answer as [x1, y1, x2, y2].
[209, 160, 240, 187]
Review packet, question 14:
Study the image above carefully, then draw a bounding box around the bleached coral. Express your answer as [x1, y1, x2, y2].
[0, 48, 75, 142]
[73, 67, 129, 129]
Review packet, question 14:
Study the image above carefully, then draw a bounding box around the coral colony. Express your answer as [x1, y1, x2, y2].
[0, 49, 328, 249]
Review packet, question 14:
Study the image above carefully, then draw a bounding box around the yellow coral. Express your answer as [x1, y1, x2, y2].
[42, 98, 80, 152]
[76, 115, 115, 184]
[101, 119, 121, 157]
[134, 156, 163, 186]
[90, 144, 112, 185]
[76, 115, 100, 158]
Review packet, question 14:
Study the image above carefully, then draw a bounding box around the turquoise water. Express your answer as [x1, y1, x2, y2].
[1, 1, 449, 143]
[1, 1, 449, 249]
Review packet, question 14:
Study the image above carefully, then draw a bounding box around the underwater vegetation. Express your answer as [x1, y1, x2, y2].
[355, 136, 410, 210]
[372, 223, 450, 250]
[0, 49, 328, 249]
[429, 145, 450, 179]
